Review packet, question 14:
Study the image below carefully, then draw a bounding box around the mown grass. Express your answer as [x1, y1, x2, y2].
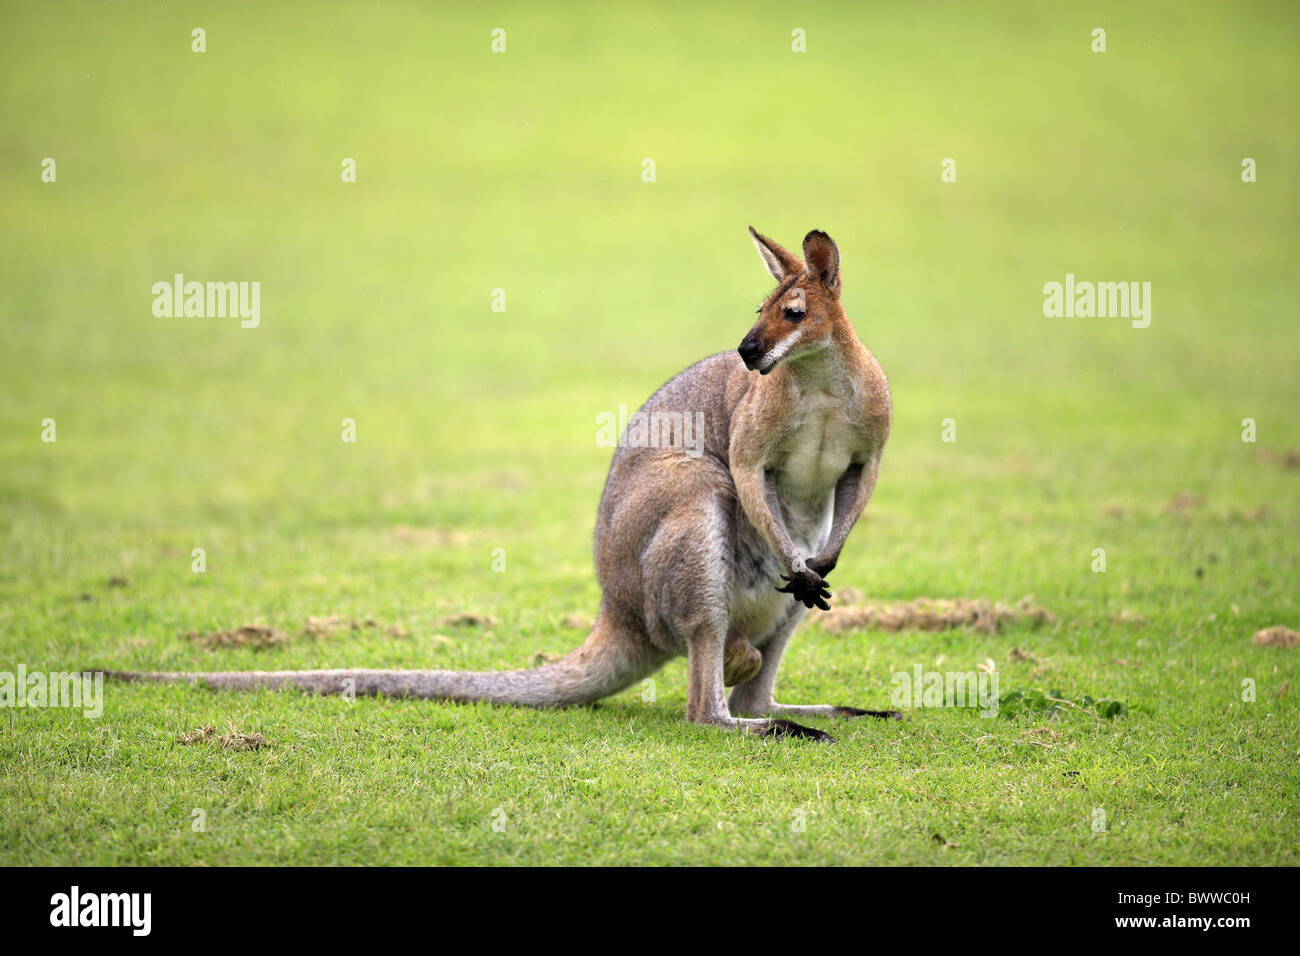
[1, 1, 1297, 865]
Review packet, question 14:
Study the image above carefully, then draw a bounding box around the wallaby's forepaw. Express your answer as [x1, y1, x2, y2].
[776, 569, 832, 611]
[761, 719, 836, 743]
[831, 706, 906, 721]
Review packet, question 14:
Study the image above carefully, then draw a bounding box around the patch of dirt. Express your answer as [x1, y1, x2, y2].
[176, 727, 217, 745]
[833, 586, 864, 606]
[186, 616, 402, 648]
[185, 625, 287, 650]
[822, 595, 1054, 635]
[561, 613, 593, 631]
[1257, 447, 1300, 471]
[1101, 504, 1127, 520]
[107, 576, 128, 588]
[439, 612, 497, 628]
[533, 651, 562, 667]
[1227, 505, 1274, 523]
[1252, 626, 1300, 648]
[1164, 491, 1204, 515]
[389, 526, 473, 547]
[177, 724, 271, 751]
[1114, 608, 1147, 627]
[303, 615, 377, 638]
[181, 613, 415, 650]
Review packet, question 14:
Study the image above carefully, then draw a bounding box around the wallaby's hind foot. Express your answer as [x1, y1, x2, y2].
[755, 718, 835, 742]
[689, 712, 835, 743]
[683, 617, 830, 742]
[831, 706, 906, 721]
[728, 693, 905, 722]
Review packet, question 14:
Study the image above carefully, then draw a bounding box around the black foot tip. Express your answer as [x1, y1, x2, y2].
[832, 707, 907, 721]
[763, 719, 836, 743]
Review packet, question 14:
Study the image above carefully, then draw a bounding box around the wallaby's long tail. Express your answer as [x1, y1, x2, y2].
[101, 613, 659, 708]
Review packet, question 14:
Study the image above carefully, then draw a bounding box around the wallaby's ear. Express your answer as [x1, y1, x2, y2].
[802, 229, 840, 296]
[749, 226, 803, 282]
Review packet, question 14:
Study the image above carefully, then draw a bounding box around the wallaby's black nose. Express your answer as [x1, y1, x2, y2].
[737, 335, 763, 369]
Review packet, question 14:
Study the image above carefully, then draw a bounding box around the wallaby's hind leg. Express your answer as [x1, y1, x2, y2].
[642, 499, 832, 741]
[684, 630, 831, 739]
[729, 608, 903, 721]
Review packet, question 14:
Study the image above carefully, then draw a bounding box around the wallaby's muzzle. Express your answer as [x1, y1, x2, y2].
[737, 330, 764, 370]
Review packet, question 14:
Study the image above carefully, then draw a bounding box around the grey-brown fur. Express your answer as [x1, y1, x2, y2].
[105, 228, 894, 741]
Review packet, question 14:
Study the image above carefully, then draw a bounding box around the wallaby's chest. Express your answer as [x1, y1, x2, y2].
[773, 396, 860, 503]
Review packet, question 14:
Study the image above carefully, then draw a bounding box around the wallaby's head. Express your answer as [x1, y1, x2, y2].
[738, 227, 846, 375]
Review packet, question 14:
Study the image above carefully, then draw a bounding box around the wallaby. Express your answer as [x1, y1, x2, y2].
[104, 227, 896, 741]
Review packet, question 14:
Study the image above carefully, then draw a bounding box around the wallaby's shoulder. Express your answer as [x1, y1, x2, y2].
[848, 338, 892, 427]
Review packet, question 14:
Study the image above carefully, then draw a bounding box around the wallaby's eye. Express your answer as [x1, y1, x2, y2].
[782, 306, 806, 322]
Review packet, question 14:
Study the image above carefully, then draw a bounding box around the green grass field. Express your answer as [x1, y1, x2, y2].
[1, 1, 1297, 866]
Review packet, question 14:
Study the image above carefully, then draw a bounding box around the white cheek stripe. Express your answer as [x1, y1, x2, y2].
[760, 331, 800, 372]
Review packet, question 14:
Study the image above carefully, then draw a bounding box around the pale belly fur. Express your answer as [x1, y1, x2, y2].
[727, 420, 850, 647]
